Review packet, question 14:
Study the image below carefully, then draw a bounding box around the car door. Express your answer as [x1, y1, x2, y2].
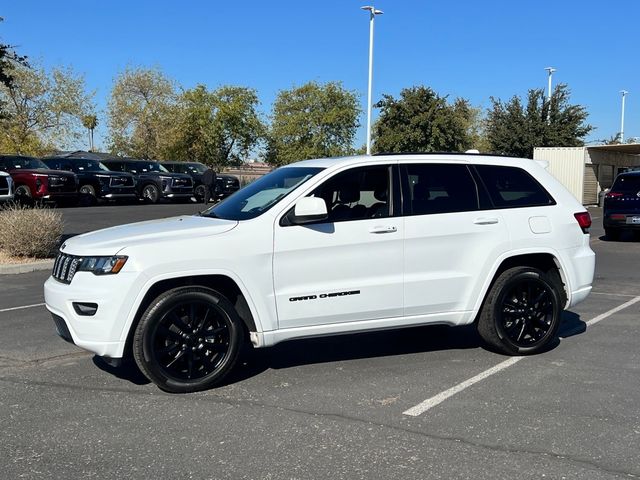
[273, 164, 404, 329]
[401, 162, 510, 318]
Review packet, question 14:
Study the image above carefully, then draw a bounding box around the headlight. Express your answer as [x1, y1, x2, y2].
[95, 174, 111, 184]
[78, 256, 128, 275]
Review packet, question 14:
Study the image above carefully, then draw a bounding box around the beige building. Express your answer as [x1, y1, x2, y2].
[533, 144, 640, 205]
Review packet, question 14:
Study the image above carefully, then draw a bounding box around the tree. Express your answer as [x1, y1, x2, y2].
[82, 114, 98, 151]
[266, 81, 360, 166]
[485, 84, 593, 158]
[0, 63, 94, 155]
[167, 85, 265, 167]
[107, 67, 177, 159]
[373, 86, 475, 154]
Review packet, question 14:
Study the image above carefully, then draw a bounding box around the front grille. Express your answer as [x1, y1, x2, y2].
[52, 252, 82, 284]
[48, 175, 76, 193]
[0, 176, 8, 194]
[51, 313, 74, 344]
[110, 176, 134, 187]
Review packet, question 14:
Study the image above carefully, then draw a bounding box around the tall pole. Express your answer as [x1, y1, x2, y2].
[620, 90, 628, 143]
[362, 6, 383, 155]
[544, 67, 556, 100]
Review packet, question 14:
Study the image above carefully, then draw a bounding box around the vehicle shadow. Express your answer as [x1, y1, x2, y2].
[92, 311, 588, 388]
[92, 356, 151, 386]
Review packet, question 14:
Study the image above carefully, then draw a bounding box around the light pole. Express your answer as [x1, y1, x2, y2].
[620, 90, 628, 143]
[544, 67, 556, 100]
[361, 5, 383, 155]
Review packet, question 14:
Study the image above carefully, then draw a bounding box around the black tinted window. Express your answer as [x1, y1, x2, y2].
[310, 166, 391, 222]
[403, 164, 479, 215]
[476, 165, 554, 208]
[612, 175, 640, 192]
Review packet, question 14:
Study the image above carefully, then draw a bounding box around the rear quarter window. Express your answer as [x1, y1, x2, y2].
[475, 165, 555, 208]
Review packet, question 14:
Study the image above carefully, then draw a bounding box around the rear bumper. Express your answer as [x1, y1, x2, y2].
[603, 211, 640, 229]
[560, 240, 596, 308]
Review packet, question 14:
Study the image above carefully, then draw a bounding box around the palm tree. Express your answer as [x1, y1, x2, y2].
[81, 114, 98, 151]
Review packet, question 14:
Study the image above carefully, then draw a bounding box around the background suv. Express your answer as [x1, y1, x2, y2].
[603, 170, 640, 240]
[0, 155, 77, 205]
[101, 159, 194, 203]
[162, 161, 240, 202]
[42, 156, 137, 205]
[45, 153, 594, 393]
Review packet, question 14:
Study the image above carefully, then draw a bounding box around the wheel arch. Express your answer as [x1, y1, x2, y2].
[121, 273, 260, 359]
[471, 250, 570, 320]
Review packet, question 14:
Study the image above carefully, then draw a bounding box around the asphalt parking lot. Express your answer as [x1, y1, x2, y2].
[1, 205, 639, 479]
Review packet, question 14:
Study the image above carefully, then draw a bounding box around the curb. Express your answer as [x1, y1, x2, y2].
[0, 259, 54, 275]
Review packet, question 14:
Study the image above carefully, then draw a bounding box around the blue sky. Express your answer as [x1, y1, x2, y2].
[2, 0, 639, 152]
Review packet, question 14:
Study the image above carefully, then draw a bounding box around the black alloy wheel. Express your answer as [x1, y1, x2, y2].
[477, 267, 562, 355]
[133, 287, 243, 393]
[142, 184, 160, 203]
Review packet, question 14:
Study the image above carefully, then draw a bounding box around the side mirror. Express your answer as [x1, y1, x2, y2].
[292, 196, 328, 224]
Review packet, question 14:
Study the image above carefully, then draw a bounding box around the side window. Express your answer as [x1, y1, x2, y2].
[47, 160, 60, 170]
[403, 164, 479, 215]
[475, 165, 555, 208]
[125, 163, 138, 174]
[310, 165, 391, 222]
[104, 162, 119, 172]
[60, 161, 73, 171]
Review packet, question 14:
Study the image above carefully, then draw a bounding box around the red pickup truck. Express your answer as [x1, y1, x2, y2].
[0, 155, 78, 204]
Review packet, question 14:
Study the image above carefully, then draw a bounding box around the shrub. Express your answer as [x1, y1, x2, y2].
[0, 204, 63, 257]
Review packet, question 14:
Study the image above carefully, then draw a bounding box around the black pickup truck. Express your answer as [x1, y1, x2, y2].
[101, 159, 194, 203]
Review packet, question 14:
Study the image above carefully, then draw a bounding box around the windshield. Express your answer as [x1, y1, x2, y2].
[203, 166, 323, 220]
[6, 157, 48, 170]
[72, 160, 110, 172]
[137, 162, 170, 173]
[187, 163, 207, 174]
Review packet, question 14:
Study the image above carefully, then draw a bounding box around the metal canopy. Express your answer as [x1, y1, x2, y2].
[587, 143, 640, 155]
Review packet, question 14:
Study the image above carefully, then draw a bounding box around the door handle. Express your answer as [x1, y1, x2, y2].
[369, 226, 398, 234]
[473, 218, 499, 225]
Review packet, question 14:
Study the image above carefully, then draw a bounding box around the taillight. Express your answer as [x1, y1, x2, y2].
[574, 212, 592, 234]
[605, 191, 623, 199]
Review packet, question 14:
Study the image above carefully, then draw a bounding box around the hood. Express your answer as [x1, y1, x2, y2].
[10, 168, 76, 177]
[61, 215, 238, 256]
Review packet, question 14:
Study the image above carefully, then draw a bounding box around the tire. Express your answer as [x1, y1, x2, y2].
[141, 183, 160, 203]
[194, 185, 207, 203]
[133, 287, 243, 393]
[477, 267, 562, 355]
[14, 185, 33, 206]
[78, 184, 97, 206]
[605, 228, 619, 241]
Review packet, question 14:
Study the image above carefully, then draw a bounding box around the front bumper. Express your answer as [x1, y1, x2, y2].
[44, 271, 144, 358]
[102, 193, 138, 199]
[164, 192, 193, 199]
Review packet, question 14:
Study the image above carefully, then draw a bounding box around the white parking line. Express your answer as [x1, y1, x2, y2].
[0, 303, 45, 313]
[403, 295, 640, 417]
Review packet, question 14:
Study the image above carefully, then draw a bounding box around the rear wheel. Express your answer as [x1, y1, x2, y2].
[194, 185, 207, 203]
[477, 267, 562, 355]
[133, 287, 243, 393]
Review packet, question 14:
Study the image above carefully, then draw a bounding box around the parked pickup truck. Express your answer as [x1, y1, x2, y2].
[162, 161, 240, 202]
[0, 155, 77, 205]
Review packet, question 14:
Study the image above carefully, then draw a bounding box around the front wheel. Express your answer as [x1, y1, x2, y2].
[78, 184, 97, 206]
[14, 184, 33, 206]
[141, 184, 160, 203]
[477, 267, 562, 355]
[133, 287, 243, 393]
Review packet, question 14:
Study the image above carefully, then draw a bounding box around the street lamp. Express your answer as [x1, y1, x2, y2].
[620, 90, 628, 143]
[544, 67, 556, 100]
[361, 5, 383, 155]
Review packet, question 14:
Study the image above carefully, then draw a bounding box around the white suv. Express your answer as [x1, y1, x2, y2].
[0, 171, 14, 202]
[44, 154, 595, 393]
